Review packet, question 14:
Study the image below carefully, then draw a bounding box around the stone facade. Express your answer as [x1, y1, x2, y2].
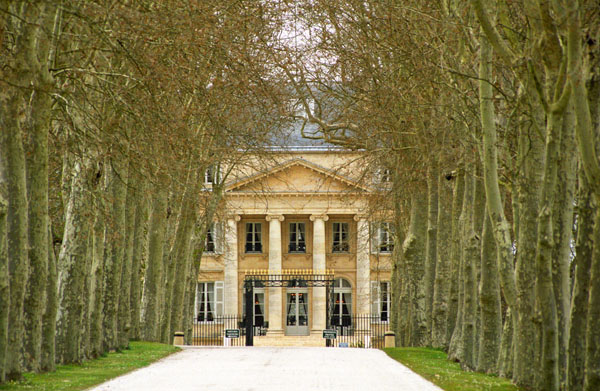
[197, 148, 393, 337]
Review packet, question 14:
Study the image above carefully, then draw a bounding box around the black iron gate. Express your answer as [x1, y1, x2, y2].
[243, 269, 336, 346]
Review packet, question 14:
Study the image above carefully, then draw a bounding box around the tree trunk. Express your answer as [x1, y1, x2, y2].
[41, 224, 57, 372]
[431, 173, 452, 348]
[567, 174, 594, 391]
[584, 208, 600, 390]
[80, 229, 94, 358]
[130, 179, 148, 341]
[22, 2, 57, 371]
[0, 183, 8, 383]
[513, 104, 544, 388]
[142, 184, 168, 341]
[498, 307, 514, 378]
[551, 99, 577, 387]
[102, 158, 128, 351]
[447, 170, 465, 343]
[402, 192, 428, 346]
[89, 180, 106, 358]
[118, 165, 137, 348]
[461, 165, 479, 370]
[424, 164, 438, 345]
[477, 212, 502, 373]
[0, 83, 30, 382]
[477, 28, 518, 313]
[56, 159, 92, 364]
[169, 170, 202, 336]
[533, 76, 569, 391]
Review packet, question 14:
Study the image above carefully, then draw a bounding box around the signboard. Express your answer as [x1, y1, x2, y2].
[322, 329, 337, 339]
[225, 329, 240, 338]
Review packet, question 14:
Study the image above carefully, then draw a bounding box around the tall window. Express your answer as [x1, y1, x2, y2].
[332, 278, 352, 328]
[196, 282, 223, 322]
[289, 222, 306, 253]
[372, 222, 394, 253]
[242, 282, 265, 327]
[245, 223, 262, 253]
[205, 224, 215, 253]
[371, 281, 391, 322]
[204, 223, 222, 253]
[332, 222, 349, 252]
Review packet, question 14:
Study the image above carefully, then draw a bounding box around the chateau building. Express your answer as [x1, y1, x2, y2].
[197, 147, 393, 338]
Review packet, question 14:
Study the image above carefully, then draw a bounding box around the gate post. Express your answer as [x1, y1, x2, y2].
[244, 280, 254, 346]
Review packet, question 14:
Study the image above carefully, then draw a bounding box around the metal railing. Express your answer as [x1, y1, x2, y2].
[328, 314, 390, 349]
[189, 314, 389, 348]
[190, 315, 268, 346]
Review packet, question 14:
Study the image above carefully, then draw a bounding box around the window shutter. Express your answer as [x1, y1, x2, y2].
[214, 222, 223, 254]
[215, 281, 224, 316]
[194, 283, 200, 322]
[370, 223, 378, 254]
[370, 281, 379, 316]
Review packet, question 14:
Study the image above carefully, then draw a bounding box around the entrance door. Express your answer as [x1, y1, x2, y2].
[286, 289, 309, 336]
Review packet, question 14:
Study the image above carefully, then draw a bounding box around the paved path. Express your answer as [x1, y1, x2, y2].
[90, 347, 442, 391]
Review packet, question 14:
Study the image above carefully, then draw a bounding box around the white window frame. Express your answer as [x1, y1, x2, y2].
[375, 167, 391, 183]
[204, 222, 223, 254]
[245, 222, 262, 253]
[371, 222, 394, 253]
[204, 165, 220, 185]
[195, 281, 224, 323]
[288, 222, 306, 253]
[204, 166, 214, 184]
[332, 222, 350, 253]
[371, 281, 391, 323]
[332, 278, 353, 327]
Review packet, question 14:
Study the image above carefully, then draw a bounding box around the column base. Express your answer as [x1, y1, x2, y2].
[310, 329, 325, 337]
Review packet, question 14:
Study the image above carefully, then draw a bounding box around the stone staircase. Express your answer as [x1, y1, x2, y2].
[253, 334, 328, 347]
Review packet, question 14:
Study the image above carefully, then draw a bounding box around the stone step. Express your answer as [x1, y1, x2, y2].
[253, 335, 327, 347]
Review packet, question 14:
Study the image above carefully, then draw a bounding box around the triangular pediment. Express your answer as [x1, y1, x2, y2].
[226, 159, 370, 194]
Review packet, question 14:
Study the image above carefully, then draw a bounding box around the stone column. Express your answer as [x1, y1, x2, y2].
[310, 214, 329, 334]
[354, 215, 371, 315]
[224, 215, 240, 315]
[266, 214, 284, 335]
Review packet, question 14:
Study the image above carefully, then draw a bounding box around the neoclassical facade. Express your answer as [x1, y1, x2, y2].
[197, 147, 393, 337]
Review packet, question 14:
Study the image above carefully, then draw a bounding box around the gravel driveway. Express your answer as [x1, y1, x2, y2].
[89, 346, 442, 391]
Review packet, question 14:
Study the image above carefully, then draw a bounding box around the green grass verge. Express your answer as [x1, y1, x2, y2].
[0, 341, 180, 391]
[384, 347, 520, 391]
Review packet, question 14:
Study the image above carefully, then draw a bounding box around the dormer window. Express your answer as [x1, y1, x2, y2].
[204, 165, 221, 185]
[376, 168, 391, 183]
[204, 166, 214, 184]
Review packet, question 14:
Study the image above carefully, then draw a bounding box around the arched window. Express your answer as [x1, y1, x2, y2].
[332, 278, 352, 328]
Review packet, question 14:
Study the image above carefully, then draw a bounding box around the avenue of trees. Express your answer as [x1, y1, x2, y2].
[1, 1, 598, 391]
[0, 0, 289, 383]
[267, 1, 599, 391]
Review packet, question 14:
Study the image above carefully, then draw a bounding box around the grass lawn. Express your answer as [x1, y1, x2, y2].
[384, 347, 520, 391]
[0, 341, 180, 391]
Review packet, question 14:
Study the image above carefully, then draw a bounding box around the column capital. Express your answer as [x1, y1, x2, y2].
[353, 214, 369, 222]
[265, 214, 285, 222]
[227, 214, 241, 222]
[310, 214, 329, 222]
